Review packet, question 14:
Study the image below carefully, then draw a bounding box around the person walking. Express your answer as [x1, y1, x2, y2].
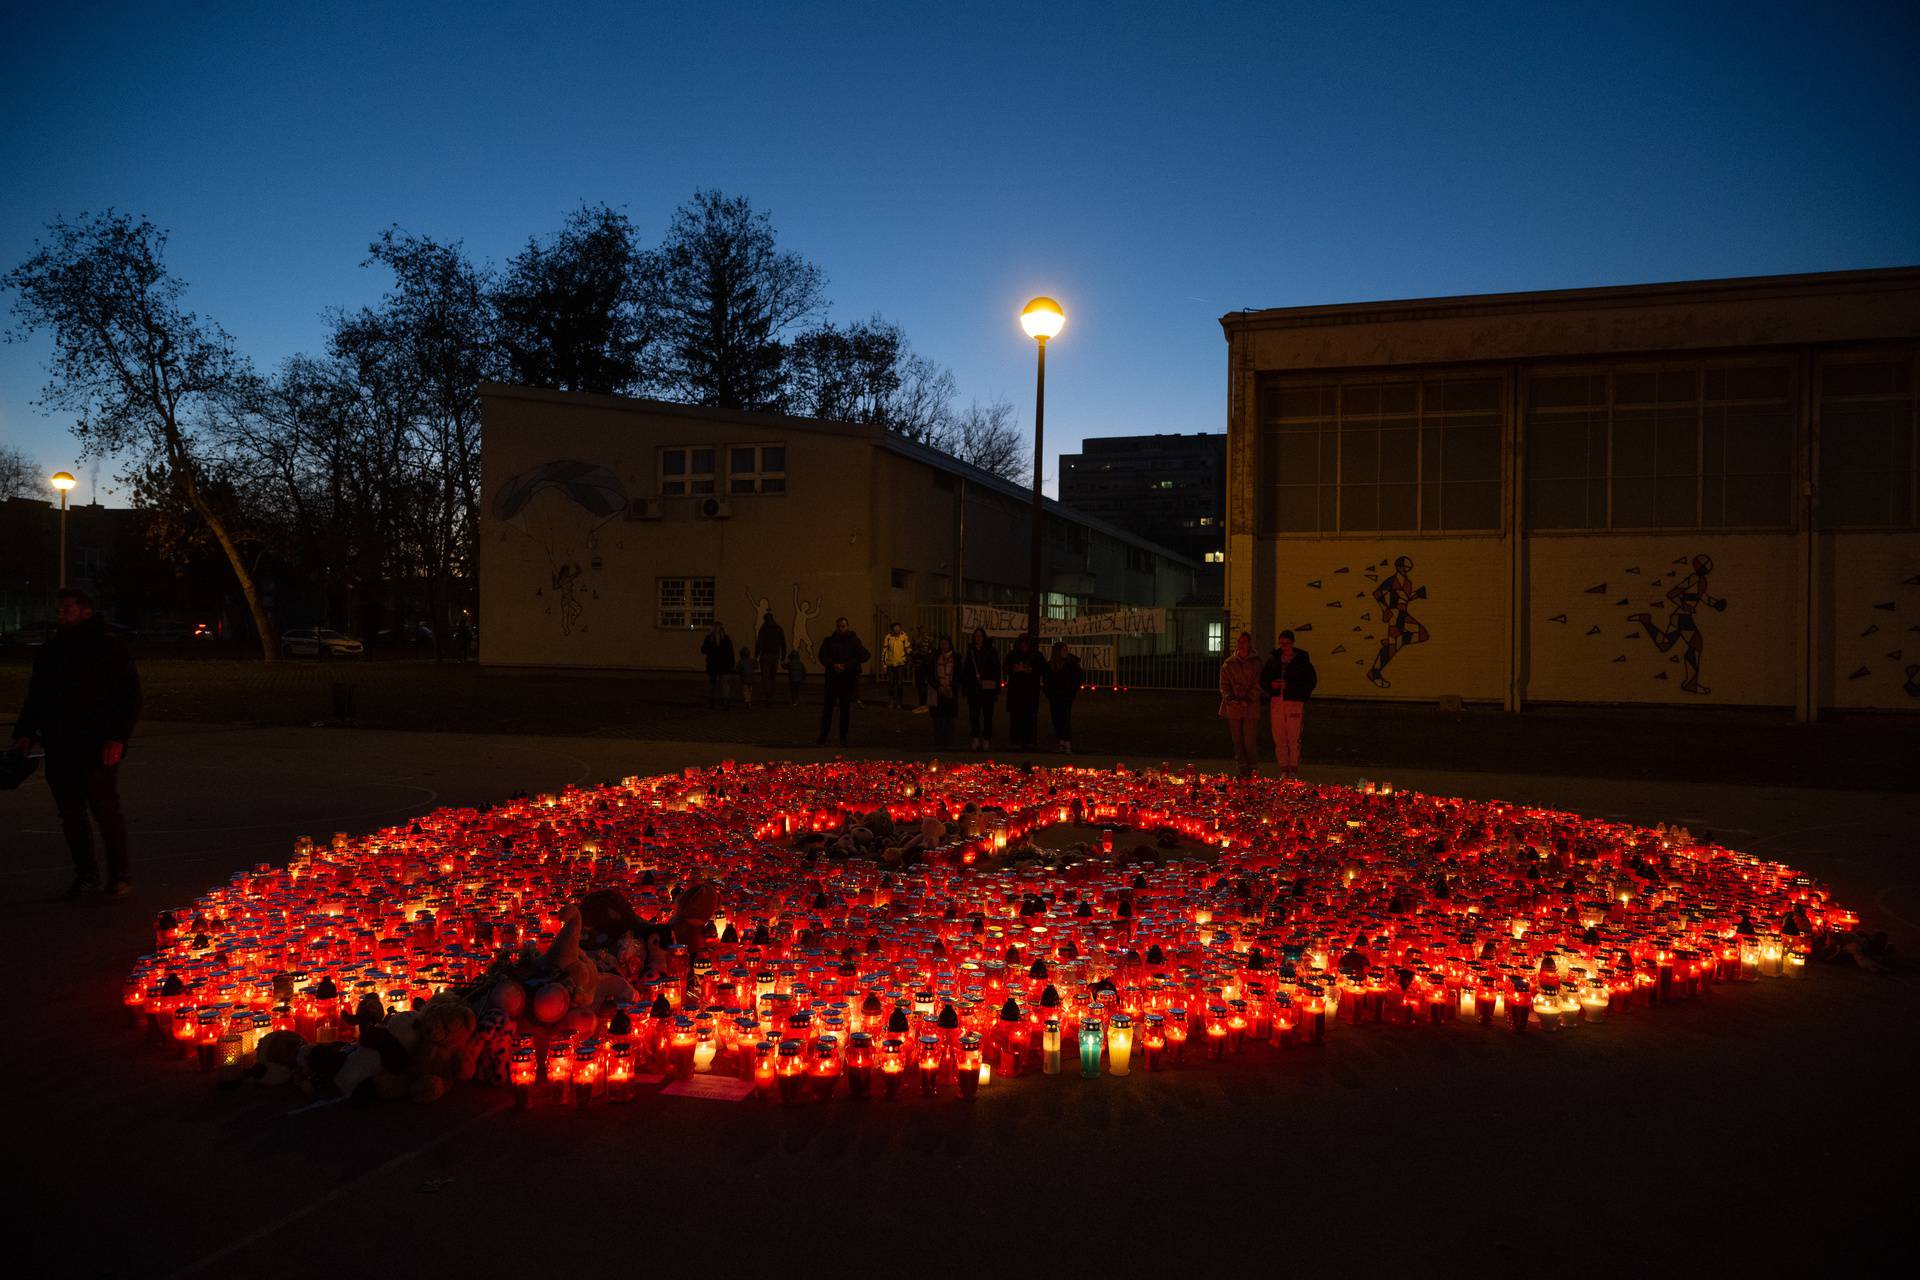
[1043, 641, 1083, 754]
[12, 588, 142, 899]
[911, 625, 935, 712]
[930, 635, 959, 749]
[882, 622, 912, 710]
[755, 610, 787, 704]
[1260, 629, 1317, 781]
[815, 616, 870, 747]
[700, 621, 733, 708]
[960, 627, 1002, 751]
[1004, 632, 1043, 750]
[1218, 630, 1263, 778]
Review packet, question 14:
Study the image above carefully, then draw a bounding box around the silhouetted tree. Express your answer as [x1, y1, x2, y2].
[494, 203, 655, 395]
[941, 398, 1028, 481]
[0, 442, 40, 500]
[3, 212, 279, 657]
[644, 190, 826, 410]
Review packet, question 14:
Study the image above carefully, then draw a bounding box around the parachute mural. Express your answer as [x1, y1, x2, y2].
[493, 460, 630, 637]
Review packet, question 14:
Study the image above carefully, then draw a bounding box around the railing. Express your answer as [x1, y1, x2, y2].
[896, 603, 1227, 690]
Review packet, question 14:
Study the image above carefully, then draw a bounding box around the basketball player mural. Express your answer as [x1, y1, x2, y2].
[1628, 554, 1727, 694]
[1366, 555, 1431, 688]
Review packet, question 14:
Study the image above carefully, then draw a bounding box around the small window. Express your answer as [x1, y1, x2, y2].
[727, 443, 787, 495]
[657, 576, 717, 629]
[1203, 550, 1225, 564]
[890, 568, 913, 590]
[661, 447, 716, 496]
[1206, 621, 1224, 653]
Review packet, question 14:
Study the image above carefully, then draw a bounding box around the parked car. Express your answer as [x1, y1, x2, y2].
[281, 627, 365, 658]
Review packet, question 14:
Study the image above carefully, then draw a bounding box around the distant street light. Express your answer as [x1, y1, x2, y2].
[1019, 297, 1066, 643]
[50, 471, 77, 590]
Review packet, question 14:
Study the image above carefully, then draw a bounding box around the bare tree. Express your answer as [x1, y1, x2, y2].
[938, 398, 1028, 482]
[3, 212, 278, 657]
[0, 442, 40, 500]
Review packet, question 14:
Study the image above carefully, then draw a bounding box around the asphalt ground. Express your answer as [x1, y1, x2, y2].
[4, 723, 1916, 1277]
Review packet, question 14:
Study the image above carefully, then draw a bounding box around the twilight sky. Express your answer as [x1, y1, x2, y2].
[4, 0, 1917, 504]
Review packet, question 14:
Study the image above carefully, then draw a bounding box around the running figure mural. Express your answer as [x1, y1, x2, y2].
[1366, 555, 1431, 688]
[1628, 554, 1727, 694]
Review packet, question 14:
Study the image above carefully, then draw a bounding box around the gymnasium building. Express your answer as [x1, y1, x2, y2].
[1220, 267, 1920, 716]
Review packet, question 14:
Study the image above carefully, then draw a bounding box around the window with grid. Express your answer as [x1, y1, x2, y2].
[660, 446, 716, 496]
[657, 576, 716, 629]
[1524, 362, 1794, 530]
[728, 443, 787, 494]
[1256, 376, 1502, 533]
[1818, 356, 1915, 529]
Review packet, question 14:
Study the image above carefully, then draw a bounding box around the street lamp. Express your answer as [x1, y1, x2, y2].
[1019, 297, 1065, 643]
[50, 471, 76, 590]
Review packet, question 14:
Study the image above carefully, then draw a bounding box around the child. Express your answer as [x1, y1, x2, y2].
[785, 648, 807, 706]
[736, 645, 755, 709]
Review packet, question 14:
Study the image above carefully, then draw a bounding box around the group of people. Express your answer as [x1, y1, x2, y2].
[699, 614, 807, 710]
[1218, 629, 1318, 780]
[930, 627, 1083, 753]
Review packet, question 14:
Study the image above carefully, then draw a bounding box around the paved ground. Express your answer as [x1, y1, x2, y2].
[5, 723, 1916, 1276]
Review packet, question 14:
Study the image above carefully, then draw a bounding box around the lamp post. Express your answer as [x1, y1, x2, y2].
[1019, 297, 1065, 644]
[50, 471, 76, 590]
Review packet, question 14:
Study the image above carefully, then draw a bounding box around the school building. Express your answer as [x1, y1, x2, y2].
[1220, 267, 1920, 717]
[477, 386, 1203, 672]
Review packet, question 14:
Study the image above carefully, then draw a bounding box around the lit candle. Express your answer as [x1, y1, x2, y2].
[1043, 1019, 1063, 1075]
[1078, 1018, 1104, 1078]
[1106, 1014, 1133, 1076]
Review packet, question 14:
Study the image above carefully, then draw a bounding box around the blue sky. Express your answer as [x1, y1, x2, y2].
[4, 0, 1917, 504]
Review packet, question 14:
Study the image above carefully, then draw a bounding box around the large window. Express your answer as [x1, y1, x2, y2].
[1819, 356, 1914, 528]
[728, 443, 786, 494]
[1257, 375, 1502, 533]
[660, 446, 716, 496]
[1525, 362, 1795, 530]
[656, 576, 716, 629]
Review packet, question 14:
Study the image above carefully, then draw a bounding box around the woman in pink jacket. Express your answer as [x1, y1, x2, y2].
[1218, 631, 1264, 777]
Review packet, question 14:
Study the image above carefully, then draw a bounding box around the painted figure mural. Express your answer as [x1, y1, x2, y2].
[492, 460, 629, 637]
[792, 584, 822, 663]
[1628, 553, 1726, 694]
[1366, 555, 1431, 688]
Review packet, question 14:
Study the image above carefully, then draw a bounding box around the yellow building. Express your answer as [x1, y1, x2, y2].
[1220, 267, 1920, 716]
[478, 386, 1202, 671]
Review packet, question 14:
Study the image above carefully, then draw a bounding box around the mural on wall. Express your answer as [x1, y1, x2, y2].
[792, 585, 823, 662]
[492, 460, 629, 637]
[1841, 569, 1920, 699]
[1366, 555, 1431, 688]
[1626, 554, 1727, 694]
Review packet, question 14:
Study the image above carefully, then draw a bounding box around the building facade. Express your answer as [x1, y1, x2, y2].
[1059, 432, 1228, 574]
[478, 386, 1201, 670]
[1221, 267, 1920, 716]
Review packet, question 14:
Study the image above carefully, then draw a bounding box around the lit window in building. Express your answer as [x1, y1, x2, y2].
[656, 576, 716, 629]
[1206, 621, 1224, 653]
[660, 446, 716, 496]
[1204, 550, 1225, 563]
[728, 443, 787, 494]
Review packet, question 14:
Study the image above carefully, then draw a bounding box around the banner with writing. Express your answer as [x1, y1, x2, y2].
[959, 605, 1166, 638]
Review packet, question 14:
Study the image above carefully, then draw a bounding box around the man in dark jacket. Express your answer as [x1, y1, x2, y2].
[12, 589, 142, 898]
[1259, 629, 1316, 780]
[814, 616, 870, 747]
[700, 622, 733, 708]
[754, 611, 786, 705]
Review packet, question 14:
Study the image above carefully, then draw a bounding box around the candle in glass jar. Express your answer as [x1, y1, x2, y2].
[1106, 1014, 1133, 1076]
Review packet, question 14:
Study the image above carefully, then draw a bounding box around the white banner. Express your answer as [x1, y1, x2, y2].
[959, 605, 1166, 638]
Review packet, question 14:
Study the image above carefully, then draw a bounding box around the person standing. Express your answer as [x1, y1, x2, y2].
[1043, 642, 1083, 754]
[911, 625, 935, 712]
[755, 610, 787, 704]
[1004, 633, 1043, 750]
[882, 622, 912, 710]
[960, 627, 1002, 751]
[1260, 629, 1317, 780]
[785, 648, 807, 706]
[700, 621, 733, 708]
[736, 644, 756, 710]
[1218, 630, 1263, 778]
[930, 634, 959, 749]
[815, 616, 870, 747]
[12, 588, 142, 899]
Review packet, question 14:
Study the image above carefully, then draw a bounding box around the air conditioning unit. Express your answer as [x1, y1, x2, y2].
[698, 497, 733, 519]
[627, 498, 663, 520]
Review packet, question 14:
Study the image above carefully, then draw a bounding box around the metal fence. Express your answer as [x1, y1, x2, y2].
[898, 603, 1227, 690]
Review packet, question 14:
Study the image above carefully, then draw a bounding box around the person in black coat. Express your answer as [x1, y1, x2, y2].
[814, 616, 870, 747]
[1042, 642, 1083, 754]
[700, 622, 734, 708]
[1258, 629, 1317, 780]
[1003, 633, 1044, 750]
[959, 627, 1002, 751]
[12, 589, 141, 898]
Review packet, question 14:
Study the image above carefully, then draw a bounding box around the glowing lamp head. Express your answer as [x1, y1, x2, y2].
[1019, 296, 1066, 341]
[50, 471, 77, 493]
